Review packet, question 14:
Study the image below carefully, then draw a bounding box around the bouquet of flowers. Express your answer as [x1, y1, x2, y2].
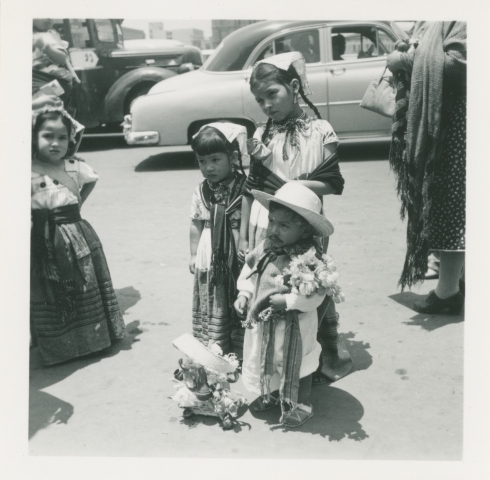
[242, 247, 345, 328]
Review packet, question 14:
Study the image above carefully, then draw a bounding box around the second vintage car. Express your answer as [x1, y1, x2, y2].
[124, 20, 406, 146]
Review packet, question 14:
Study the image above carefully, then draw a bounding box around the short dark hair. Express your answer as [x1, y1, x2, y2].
[191, 126, 245, 177]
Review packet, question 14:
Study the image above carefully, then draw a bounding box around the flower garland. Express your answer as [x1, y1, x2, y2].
[242, 247, 345, 329]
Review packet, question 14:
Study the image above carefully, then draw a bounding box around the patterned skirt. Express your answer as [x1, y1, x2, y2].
[429, 93, 466, 251]
[192, 269, 244, 359]
[30, 217, 125, 365]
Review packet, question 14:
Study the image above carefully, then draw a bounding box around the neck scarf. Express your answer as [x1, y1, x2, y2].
[200, 172, 247, 326]
[391, 22, 466, 289]
[263, 112, 314, 162]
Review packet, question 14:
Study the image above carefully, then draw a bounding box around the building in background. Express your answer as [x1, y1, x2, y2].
[210, 20, 261, 47]
[122, 26, 145, 40]
[149, 22, 166, 39]
[168, 28, 205, 49]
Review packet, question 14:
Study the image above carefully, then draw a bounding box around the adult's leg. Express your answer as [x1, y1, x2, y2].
[435, 251, 465, 299]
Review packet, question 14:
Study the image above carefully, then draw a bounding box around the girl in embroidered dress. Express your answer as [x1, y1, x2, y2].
[189, 123, 248, 358]
[31, 107, 125, 365]
[238, 52, 352, 384]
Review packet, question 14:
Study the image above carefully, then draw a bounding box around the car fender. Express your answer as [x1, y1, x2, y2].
[130, 72, 249, 146]
[104, 67, 178, 123]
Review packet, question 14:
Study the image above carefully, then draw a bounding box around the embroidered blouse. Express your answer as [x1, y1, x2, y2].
[31, 159, 99, 210]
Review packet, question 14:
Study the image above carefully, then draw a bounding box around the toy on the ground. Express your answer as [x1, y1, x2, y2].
[171, 333, 246, 430]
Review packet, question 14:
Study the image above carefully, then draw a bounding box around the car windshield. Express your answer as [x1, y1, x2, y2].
[202, 35, 261, 72]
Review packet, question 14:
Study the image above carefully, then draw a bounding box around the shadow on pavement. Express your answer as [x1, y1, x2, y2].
[135, 151, 197, 172]
[389, 292, 464, 331]
[250, 386, 368, 442]
[116, 286, 141, 315]
[29, 287, 143, 439]
[343, 332, 372, 372]
[338, 142, 390, 162]
[174, 404, 251, 433]
[78, 136, 127, 152]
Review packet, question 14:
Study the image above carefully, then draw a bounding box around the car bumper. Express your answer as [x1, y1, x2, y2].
[123, 115, 160, 145]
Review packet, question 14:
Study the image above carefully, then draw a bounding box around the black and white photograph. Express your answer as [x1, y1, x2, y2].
[1, 1, 489, 479]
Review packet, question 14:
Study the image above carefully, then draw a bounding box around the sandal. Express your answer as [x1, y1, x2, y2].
[280, 404, 313, 428]
[253, 394, 279, 412]
[312, 371, 328, 386]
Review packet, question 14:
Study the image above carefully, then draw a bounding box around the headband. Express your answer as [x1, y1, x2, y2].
[255, 51, 312, 95]
[194, 122, 248, 157]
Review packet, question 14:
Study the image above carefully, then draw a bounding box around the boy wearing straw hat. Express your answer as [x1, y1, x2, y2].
[234, 182, 337, 428]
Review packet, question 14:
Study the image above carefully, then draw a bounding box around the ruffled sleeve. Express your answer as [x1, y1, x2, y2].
[190, 185, 204, 220]
[319, 120, 339, 148]
[78, 160, 99, 186]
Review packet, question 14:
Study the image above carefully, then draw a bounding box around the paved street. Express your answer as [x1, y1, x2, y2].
[28, 139, 463, 459]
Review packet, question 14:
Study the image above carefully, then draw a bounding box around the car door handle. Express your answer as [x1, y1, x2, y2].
[330, 68, 346, 76]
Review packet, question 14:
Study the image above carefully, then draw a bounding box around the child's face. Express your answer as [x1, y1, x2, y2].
[267, 207, 309, 248]
[36, 118, 69, 164]
[197, 151, 235, 183]
[252, 79, 299, 122]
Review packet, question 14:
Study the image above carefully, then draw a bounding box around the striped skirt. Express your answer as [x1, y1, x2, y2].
[30, 218, 125, 365]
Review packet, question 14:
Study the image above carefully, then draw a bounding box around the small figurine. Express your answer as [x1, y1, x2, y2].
[171, 333, 246, 430]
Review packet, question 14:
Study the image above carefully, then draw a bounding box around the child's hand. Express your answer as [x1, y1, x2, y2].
[269, 294, 287, 311]
[234, 296, 248, 317]
[246, 138, 261, 155]
[246, 138, 271, 161]
[237, 238, 249, 263]
[189, 255, 197, 274]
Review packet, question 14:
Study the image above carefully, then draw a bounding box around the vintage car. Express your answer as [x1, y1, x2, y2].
[124, 20, 406, 146]
[46, 19, 203, 131]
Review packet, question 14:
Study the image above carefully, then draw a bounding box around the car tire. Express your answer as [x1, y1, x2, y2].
[124, 82, 155, 115]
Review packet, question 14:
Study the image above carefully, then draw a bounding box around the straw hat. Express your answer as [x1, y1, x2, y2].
[172, 333, 238, 374]
[252, 182, 334, 237]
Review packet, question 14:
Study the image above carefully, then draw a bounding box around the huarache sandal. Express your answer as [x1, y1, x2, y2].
[312, 371, 328, 386]
[280, 404, 313, 428]
[253, 394, 279, 412]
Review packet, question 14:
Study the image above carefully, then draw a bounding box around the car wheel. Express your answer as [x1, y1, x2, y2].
[124, 82, 155, 115]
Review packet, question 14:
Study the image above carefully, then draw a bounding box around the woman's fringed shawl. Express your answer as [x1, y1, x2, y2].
[391, 22, 467, 289]
[245, 238, 322, 409]
[200, 172, 247, 326]
[244, 150, 344, 196]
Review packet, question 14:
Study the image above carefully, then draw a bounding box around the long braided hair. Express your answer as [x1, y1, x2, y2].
[191, 126, 246, 178]
[250, 62, 321, 142]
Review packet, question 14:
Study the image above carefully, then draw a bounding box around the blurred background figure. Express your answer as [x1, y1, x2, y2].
[32, 18, 80, 106]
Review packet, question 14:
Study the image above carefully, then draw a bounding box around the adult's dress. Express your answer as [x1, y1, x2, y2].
[389, 21, 466, 289]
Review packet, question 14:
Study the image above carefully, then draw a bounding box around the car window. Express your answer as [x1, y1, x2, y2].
[69, 19, 93, 49]
[255, 29, 320, 64]
[95, 19, 116, 43]
[330, 26, 396, 61]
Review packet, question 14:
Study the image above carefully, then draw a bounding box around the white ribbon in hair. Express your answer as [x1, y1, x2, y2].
[255, 51, 312, 96]
[194, 122, 248, 157]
